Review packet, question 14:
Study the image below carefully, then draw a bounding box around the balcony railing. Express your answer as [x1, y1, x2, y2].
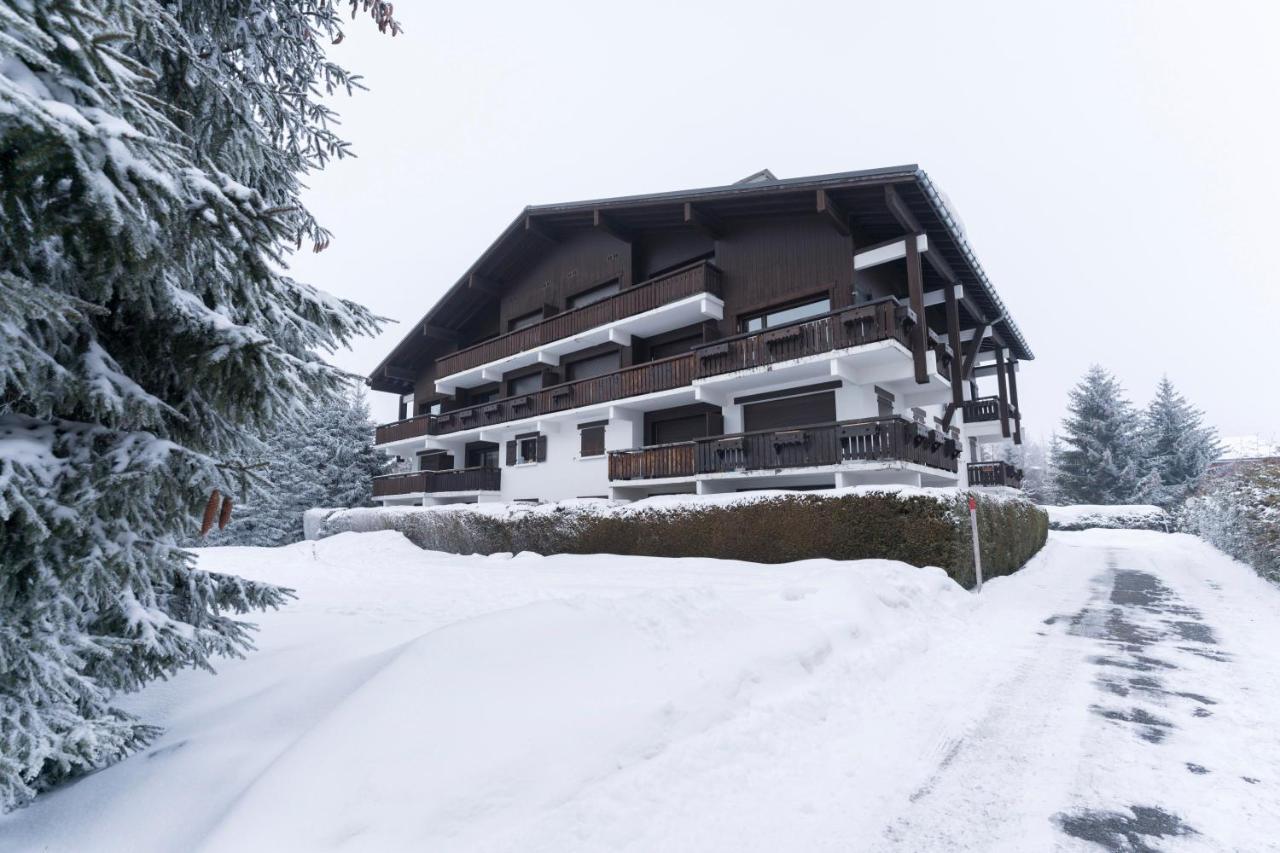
[691, 298, 912, 377]
[967, 460, 1023, 488]
[434, 261, 724, 380]
[375, 296, 944, 443]
[962, 396, 1003, 423]
[608, 416, 961, 481]
[372, 466, 501, 498]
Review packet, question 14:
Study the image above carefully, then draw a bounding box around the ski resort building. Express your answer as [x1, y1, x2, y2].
[367, 166, 1031, 505]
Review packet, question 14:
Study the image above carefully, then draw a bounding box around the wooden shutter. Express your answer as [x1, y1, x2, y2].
[743, 391, 836, 432]
[536, 434, 548, 462]
[580, 426, 605, 457]
[505, 440, 516, 466]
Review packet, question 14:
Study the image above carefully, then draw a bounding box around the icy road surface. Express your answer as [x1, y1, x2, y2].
[2, 529, 1278, 852]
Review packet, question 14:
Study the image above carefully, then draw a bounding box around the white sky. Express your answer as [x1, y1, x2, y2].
[289, 0, 1280, 441]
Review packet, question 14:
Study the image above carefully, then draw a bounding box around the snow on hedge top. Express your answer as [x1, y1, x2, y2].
[1044, 504, 1171, 531]
[319, 484, 1031, 530]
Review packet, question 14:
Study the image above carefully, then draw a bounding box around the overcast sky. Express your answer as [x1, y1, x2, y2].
[289, 0, 1280, 442]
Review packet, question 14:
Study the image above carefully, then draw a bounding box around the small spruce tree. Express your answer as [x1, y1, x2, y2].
[209, 386, 388, 547]
[1137, 376, 1222, 508]
[1053, 366, 1143, 504]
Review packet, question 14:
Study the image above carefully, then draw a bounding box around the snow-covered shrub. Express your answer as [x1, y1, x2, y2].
[1178, 461, 1280, 585]
[1044, 505, 1172, 532]
[316, 489, 1049, 589]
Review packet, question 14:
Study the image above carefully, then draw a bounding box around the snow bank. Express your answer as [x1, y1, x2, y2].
[1044, 504, 1171, 532]
[0, 531, 966, 852]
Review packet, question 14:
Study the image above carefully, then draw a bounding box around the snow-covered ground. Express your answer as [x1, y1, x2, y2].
[3, 531, 1279, 852]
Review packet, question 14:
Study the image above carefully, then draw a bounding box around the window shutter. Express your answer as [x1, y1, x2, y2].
[536, 434, 548, 462]
[505, 440, 516, 466]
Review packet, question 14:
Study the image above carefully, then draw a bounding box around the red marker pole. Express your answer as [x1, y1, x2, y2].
[968, 494, 984, 592]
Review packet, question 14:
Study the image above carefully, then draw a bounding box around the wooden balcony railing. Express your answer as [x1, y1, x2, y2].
[967, 460, 1023, 488]
[961, 396, 1003, 423]
[434, 261, 723, 380]
[692, 298, 912, 378]
[608, 416, 961, 482]
[377, 296, 946, 441]
[371, 466, 501, 498]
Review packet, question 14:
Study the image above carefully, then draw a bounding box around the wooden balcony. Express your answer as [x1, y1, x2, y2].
[378, 297, 947, 441]
[608, 416, 961, 481]
[961, 396, 1006, 423]
[967, 460, 1023, 488]
[434, 261, 723, 380]
[371, 466, 501, 498]
[692, 298, 912, 378]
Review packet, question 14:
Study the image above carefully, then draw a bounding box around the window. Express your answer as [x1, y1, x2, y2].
[508, 372, 542, 396]
[648, 333, 703, 360]
[567, 279, 620, 310]
[579, 422, 606, 458]
[418, 399, 443, 416]
[740, 297, 831, 333]
[507, 432, 546, 465]
[508, 309, 543, 332]
[565, 350, 621, 381]
[466, 443, 499, 469]
[877, 394, 894, 418]
[468, 387, 498, 406]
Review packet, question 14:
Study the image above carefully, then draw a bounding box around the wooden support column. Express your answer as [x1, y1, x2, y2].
[1007, 358, 1023, 445]
[994, 346, 1011, 439]
[960, 321, 989, 383]
[945, 282, 964, 407]
[904, 233, 929, 384]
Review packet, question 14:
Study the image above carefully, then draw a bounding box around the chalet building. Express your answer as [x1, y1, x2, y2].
[367, 166, 1030, 505]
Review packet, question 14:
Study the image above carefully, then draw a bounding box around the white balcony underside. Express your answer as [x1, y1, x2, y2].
[375, 489, 500, 506]
[385, 341, 953, 450]
[435, 294, 725, 394]
[963, 417, 1014, 444]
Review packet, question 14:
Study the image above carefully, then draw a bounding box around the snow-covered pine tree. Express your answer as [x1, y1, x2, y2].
[1053, 366, 1143, 505]
[997, 438, 1056, 504]
[0, 1, 398, 809]
[1137, 376, 1222, 508]
[209, 385, 387, 547]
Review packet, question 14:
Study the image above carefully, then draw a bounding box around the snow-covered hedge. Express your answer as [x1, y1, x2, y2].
[1044, 504, 1172, 532]
[311, 487, 1048, 588]
[1179, 461, 1280, 585]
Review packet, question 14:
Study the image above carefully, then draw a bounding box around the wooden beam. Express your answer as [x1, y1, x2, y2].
[383, 365, 416, 383]
[922, 284, 964, 308]
[905, 232, 929, 384]
[683, 202, 724, 239]
[854, 234, 928, 270]
[961, 321, 989, 381]
[944, 279, 964, 410]
[593, 209, 633, 243]
[468, 273, 502, 297]
[1007, 358, 1023, 445]
[885, 185, 922, 234]
[524, 215, 557, 245]
[816, 189, 850, 237]
[421, 323, 461, 344]
[994, 347, 1011, 439]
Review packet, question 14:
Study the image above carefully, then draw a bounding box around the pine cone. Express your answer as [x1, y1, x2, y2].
[200, 489, 221, 537]
[218, 495, 233, 530]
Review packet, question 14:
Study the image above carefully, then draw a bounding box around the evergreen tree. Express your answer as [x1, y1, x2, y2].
[0, 1, 398, 808]
[1137, 376, 1222, 508]
[998, 438, 1056, 505]
[1053, 366, 1143, 504]
[209, 386, 387, 547]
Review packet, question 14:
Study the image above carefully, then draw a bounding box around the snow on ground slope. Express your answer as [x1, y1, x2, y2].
[1220, 434, 1280, 460]
[2, 531, 1279, 852]
[1046, 504, 1171, 531]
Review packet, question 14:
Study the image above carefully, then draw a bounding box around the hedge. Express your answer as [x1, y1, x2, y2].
[314, 489, 1048, 589]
